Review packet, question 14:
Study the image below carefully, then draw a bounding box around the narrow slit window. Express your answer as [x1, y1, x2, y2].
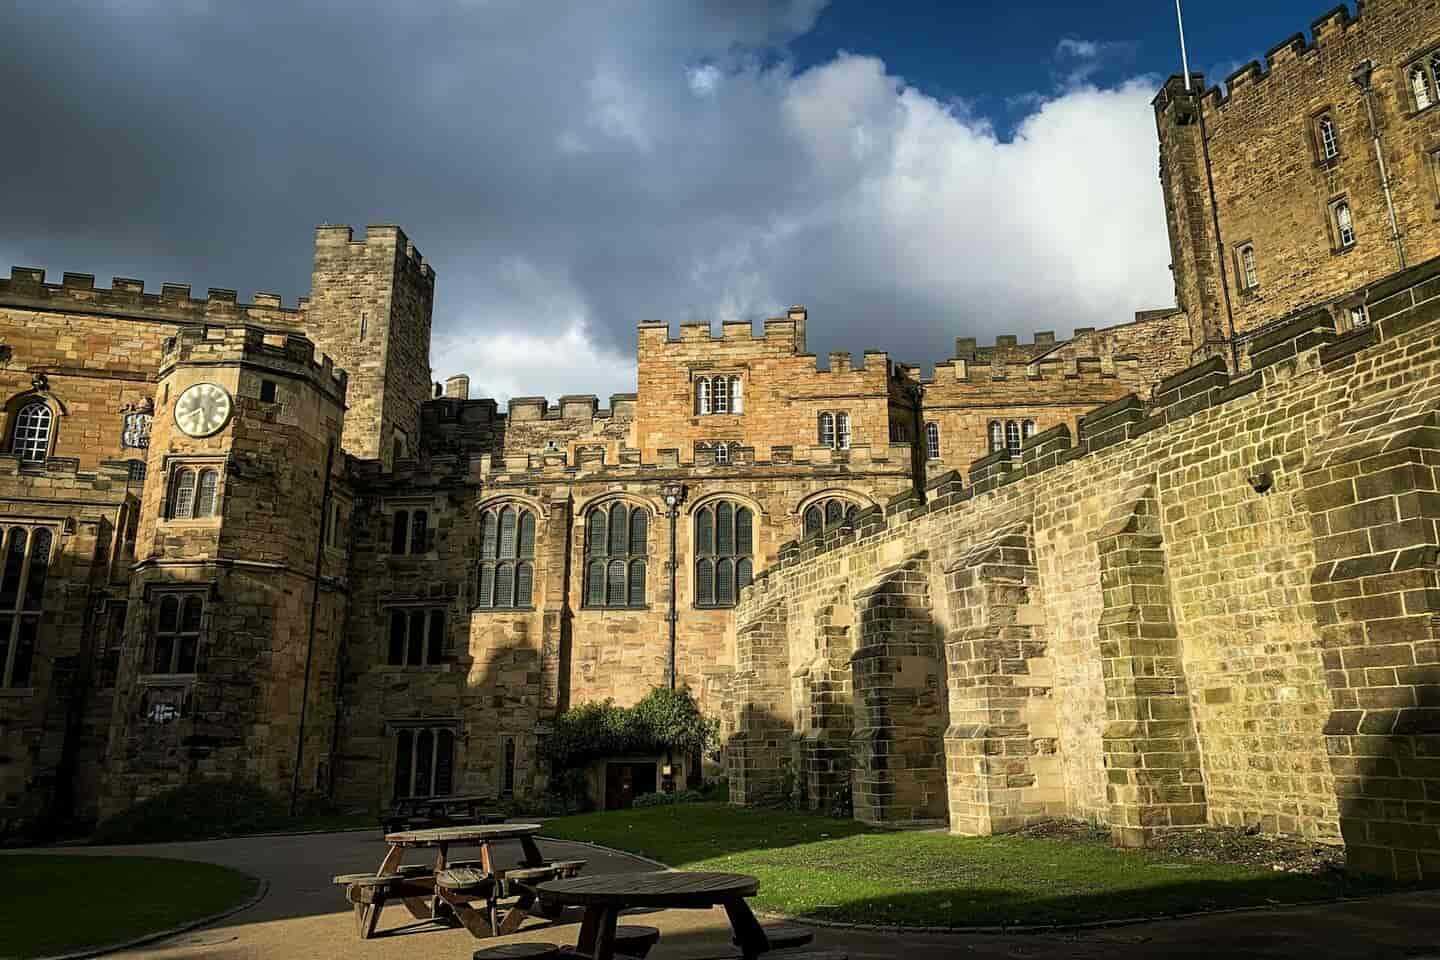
[1317, 114, 1338, 160]
[925, 422, 940, 460]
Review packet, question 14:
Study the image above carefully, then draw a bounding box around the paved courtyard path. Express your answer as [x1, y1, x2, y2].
[17, 829, 1440, 959]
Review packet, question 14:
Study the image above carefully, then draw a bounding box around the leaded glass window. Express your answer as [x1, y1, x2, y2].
[695, 501, 754, 607]
[476, 505, 536, 609]
[584, 502, 649, 608]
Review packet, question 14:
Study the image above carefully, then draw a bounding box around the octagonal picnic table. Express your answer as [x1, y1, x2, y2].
[379, 822, 548, 937]
[538, 871, 769, 960]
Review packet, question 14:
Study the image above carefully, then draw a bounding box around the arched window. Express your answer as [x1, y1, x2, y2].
[818, 412, 835, 448]
[695, 377, 711, 415]
[1317, 114, 1338, 160]
[0, 525, 52, 688]
[1005, 420, 1022, 454]
[476, 505, 537, 609]
[695, 501, 754, 607]
[1333, 200, 1356, 248]
[10, 402, 52, 463]
[585, 502, 649, 608]
[925, 422, 940, 460]
[802, 497, 860, 539]
[169, 468, 197, 520]
[195, 469, 220, 518]
[1413, 64, 1435, 111]
[1238, 244, 1258, 291]
[836, 413, 851, 450]
[988, 420, 1003, 454]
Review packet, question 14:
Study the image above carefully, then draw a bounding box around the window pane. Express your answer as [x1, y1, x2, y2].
[606, 560, 626, 606]
[22, 528, 51, 611]
[1005, 421, 1021, 453]
[495, 562, 515, 608]
[737, 558, 753, 591]
[609, 505, 628, 557]
[172, 469, 196, 520]
[388, 610, 406, 665]
[587, 509, 606, 556]
[499, 508, 517, 558]
[153, 633, 174, 674]
[411, 510, 428, 555]
[0, 616, 9, 686]
[695, 507, 714, 556]
[989, 421, 1003, 453]
[408, 610, 425, 665]
[825, 500, 844, 528]
[804, 506, 822, 537]
[515, 561, 534, 607]
[517, 511, 536, 558]
[158, 595, 179, 633]
[713, 377, 728, 414]
[180, 596, 203, 633]
[629, 510, 648, 556]
[12, 617, 38, 683]
[1022, 420, 1035, 440]
[481, 511, 499, 559]
[837, 413, 851, 449]
[818, 412, 834, 447]
[5, 528, 34, 607]
[696, 559, 714, 606]
[586, 560, 605, 607]
[435, 730, 454, 795]
[731, 376, 743, 414]
[415, 730, 434, 796]
[11, 403, 52, 462]
[391, 511, 408, 554]
[394, 730, 413, 801]
[736, 508, 753, 556]
[926, 422, 940, 459]
[696, 377, 710, 415]
[428, 611, 445, 664]
[195, 470, 219, 517]
[629, 559, 646, 606]
[176, 635, 197, 674]
[716, 502, 734, 554]
[477, 563, 495, 608]
[716, 558, 735, 606]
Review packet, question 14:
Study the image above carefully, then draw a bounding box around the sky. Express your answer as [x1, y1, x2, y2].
[0, 0, 1344, 402]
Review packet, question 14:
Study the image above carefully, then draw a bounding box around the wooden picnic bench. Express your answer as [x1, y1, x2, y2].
[334, 822, 586, 941]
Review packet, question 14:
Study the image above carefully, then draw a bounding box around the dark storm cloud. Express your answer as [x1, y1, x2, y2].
[0, 1, 1172, 401]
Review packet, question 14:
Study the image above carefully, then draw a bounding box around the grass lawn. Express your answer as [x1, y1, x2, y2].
[541, 804, 1398, 927]
[0, 855, 258, 958]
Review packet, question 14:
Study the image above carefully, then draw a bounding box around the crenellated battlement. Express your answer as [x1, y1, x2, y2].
[1153, 0, 1379, 119]
[926, 353, 1136, 386]
[159, 324, 348, 399]
[0, 266, 306, 325]
[312, 223, 436, 286]
[748, 254, 1440, 579]
[638, 306, 814, 354]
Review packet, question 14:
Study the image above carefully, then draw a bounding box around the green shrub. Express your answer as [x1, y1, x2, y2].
[92, 781, 288, 845]
[541, 687, 719, 773]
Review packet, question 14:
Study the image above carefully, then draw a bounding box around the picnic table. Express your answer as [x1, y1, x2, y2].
[336, 822, 586, 940]
[538, 871, 770, 960]
[379, 794, 505, 834]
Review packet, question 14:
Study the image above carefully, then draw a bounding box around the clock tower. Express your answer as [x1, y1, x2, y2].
[105, 325, 351, 810]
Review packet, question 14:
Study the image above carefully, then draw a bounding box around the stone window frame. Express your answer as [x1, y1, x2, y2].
[9, 399, 55, 463]
[391, 723, 457, 800]
[160, 456, 226, 524]
[1328, 196, 1357, 252]
[693, 499, 755, 608]
[389, 505, 431, 556]
[384, 605, 449, 668]
[925, 421, 941, 460]
[1403, 49, 1440, 115]
[147, 588, 208, 677]
[475, 503, 537, 611]
[0, 523, 55, 690]
[694, 374, 744, 417]
[817, 411, 851, 450]
[582, 500, 650, 610]
[989, 418, 1035, 454]
[1233, 241, 1260, 294]
[1311, 108, 1340, 165]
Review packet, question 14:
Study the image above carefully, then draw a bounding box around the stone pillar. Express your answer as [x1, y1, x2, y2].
[1304, 403, 1440, 880]
[729, 597, 792, 805]
[538, 494, 573, 714]
[943, 526, 1063, 835]
[851, 555, 947, 827]
[1096, 484, 1207, 846]
[798, 597, 856, 813]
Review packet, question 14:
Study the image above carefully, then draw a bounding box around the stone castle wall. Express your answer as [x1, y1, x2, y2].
[729, 258, 1440, 878]
[1159, 0, 1440, 353]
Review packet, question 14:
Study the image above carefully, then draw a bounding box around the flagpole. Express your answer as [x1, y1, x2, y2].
[1176, 0, 1192, 90]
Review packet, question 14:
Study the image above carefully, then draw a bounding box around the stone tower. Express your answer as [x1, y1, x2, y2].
[103, 327, 348, 813]
[1153, 75, 1232, 365]
[304, 224, 435, 466]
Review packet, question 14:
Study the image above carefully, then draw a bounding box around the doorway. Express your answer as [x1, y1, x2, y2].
[604, 761, 657, 810]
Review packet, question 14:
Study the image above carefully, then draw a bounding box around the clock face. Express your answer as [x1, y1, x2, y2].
[173, 382, 233, 438]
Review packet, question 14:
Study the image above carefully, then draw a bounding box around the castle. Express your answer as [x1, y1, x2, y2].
[2, 0, 1439, 880]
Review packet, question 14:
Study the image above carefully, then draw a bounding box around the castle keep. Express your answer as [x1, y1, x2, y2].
[1, 0, 1439, 880]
